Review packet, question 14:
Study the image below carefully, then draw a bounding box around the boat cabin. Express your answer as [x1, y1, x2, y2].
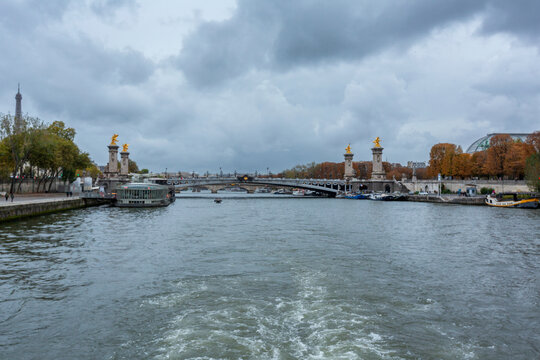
[115, 183, 174, 207]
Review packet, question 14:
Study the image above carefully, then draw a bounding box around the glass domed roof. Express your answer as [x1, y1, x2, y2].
[466, 133, 531, 153]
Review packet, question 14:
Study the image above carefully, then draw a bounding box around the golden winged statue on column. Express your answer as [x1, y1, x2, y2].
[111, 134, 119, 145]
[373, 137, 381, 148]
[122, 143, 129, 152]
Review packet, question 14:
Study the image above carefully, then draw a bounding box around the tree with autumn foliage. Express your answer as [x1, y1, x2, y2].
[484, 134, 514, 178]
[470, 151, 487, 178]
[452, 153, 472, 179]
[428, 143, 461, 177]
[503, 141, 534, 179]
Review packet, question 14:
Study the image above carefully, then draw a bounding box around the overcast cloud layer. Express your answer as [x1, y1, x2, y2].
[1, 0, 539, 173]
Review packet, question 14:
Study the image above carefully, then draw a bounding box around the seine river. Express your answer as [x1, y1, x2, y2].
[1, 194, 539, 359]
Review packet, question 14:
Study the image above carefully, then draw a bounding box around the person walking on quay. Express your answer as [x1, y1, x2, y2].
[10, 192, 14, 202]
[4, 192, 8, 202]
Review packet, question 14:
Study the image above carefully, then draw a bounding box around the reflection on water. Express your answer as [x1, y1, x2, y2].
[1, 198, 539, 359]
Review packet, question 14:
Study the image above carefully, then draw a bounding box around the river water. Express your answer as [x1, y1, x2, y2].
[1, 194, 539, 359]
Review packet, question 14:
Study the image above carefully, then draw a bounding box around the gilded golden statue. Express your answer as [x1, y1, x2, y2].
[111, 134, 119, 145]
[122, 143, 129, 152]
[373, 137, 381, 148]
[345, 144, 352, 154]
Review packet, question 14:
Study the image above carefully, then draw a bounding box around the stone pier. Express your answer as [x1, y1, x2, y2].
[371, 146, 385, 180]
[120, 151, 129, 176]
[107, 144, 119, 175]
[344, 151, 355, 181]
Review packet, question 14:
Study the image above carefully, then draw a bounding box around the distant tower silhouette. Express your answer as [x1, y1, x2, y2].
[14, 84, 23, 132]
[15, 84, 22, 120]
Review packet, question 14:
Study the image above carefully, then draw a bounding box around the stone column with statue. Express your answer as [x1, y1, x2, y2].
[120, 143, 130, 176]
[107, 134, 120, 176]
[343, 144, 355, 180]
[371, 137, 386, 180]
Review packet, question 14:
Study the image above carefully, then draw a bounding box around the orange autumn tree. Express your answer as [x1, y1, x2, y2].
[452, 153, 472, 179]
[428, 143, 460, 178]
[485, 134, 513, 178]
[503, 141, 534, 179]
[470, 151, 487, 178]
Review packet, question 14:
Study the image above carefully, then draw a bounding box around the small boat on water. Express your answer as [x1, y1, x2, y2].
[115, 183, 175, 207]
[272, 189, 292, 195]
[214, 198, 222, 203]
[344, 193, 369, 199]
[485, 194, 539, 208]
[369, 193, 393, 201]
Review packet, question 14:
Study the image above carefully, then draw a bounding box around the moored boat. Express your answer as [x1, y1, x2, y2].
[115, 183, 175, 207]
[344, 193, 369, 199]
[485, 194, 539, 208]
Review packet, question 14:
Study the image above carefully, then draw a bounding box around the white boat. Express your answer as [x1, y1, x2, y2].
[115, 183, 175, 207]
[272, 189, 292, 195]
[292, 189, 305, 196]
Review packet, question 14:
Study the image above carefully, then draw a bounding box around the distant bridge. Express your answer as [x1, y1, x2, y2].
[160, 176, 355, 197]
[155, 174, 407, 196]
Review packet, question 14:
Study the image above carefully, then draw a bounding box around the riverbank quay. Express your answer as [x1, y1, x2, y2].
[406, 194, 486, 205]
[0, 194, 105, 223]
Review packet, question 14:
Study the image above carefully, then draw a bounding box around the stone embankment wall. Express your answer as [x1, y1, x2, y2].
[0, 179, 70, 194]
[0, 198, 102, 222]
[402, 180, 529, 193]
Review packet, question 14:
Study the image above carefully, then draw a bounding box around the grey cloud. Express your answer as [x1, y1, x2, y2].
[176, 0, 540, 87]
[0, 1, 70, 31]
[481, 0, 540, 39]
[2, 1, 540, 173]
[176, 2, 278, 87]
[176, 0, 486, 86]
[89, 0, 136, 16]
[271, 0, 483, 67]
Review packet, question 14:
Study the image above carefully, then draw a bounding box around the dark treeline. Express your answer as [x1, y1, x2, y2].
[0, 114, 100, 193]
[427, 132, 540, 191]
[279, 161, 424, 180]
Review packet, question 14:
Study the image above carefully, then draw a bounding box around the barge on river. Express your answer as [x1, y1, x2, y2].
[115, 183, 175, 207]
[485, 193, 539, 209]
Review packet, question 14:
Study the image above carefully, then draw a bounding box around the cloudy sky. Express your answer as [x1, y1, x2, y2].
[1, 0, 539, 173]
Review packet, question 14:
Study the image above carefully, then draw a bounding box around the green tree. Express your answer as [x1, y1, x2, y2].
[0, 114, 43, 193]
[47, 121, 76, 141]
[525, 153, 540, 192]
[128, 159, 139, 173]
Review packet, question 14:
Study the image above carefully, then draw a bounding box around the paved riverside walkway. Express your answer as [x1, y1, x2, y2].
[0, 193, 79, 207]
[0, 193, 105, 223]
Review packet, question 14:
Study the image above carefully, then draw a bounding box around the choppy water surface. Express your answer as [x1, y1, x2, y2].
[1, 196, 539, 359]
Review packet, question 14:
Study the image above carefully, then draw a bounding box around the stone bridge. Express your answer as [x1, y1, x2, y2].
[157, 176, 408, 196]
[162, 177, 349, 197]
